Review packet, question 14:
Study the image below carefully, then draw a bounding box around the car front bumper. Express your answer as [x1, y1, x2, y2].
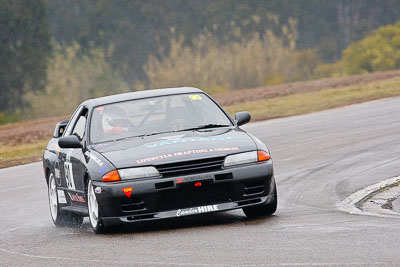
[92, 160, 275, 223]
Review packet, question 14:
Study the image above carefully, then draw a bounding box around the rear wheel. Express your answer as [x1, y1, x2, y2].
[48, 172, 83, 227]
[243, 183, 277, 218]
[87, 179, 106, 234]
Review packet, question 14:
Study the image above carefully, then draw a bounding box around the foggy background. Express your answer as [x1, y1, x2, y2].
[1, 0, 400, 121]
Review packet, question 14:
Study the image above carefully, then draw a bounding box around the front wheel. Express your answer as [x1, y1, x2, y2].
[48, 172, 83, 227]
[87, 179, 106, 234]
[243, 183, 277, 218]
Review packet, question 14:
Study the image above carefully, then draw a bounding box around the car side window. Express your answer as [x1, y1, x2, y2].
[64, 106, 83, 136]
[70, 109, 88, 141]
[72, 115, 87, 141]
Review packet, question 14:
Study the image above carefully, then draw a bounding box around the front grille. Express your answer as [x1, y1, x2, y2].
[156, 156, 225, 178]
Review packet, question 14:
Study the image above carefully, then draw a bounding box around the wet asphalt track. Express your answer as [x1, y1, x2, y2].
[1, 97, 400, 266]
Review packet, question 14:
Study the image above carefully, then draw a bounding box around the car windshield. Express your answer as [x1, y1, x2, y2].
[90, 93, 233, 144]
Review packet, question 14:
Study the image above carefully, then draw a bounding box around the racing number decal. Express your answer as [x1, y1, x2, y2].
[64, 162, 76, 190]
[189, 94, 202, 100]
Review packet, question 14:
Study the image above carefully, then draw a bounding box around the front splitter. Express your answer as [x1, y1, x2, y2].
[102, 195, 274, 224]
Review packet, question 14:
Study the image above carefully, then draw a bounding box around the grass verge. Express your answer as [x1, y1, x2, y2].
[0, 140, 48, 169]
[224, 77, 400, 120]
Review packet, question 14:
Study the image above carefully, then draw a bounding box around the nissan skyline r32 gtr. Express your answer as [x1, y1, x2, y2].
[43, 87, 277, 233]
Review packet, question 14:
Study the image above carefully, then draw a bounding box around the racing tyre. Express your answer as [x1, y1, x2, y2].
[243, 183, 277, 218]
[87, 179, 106, 234]
[48, 172, 83, 227]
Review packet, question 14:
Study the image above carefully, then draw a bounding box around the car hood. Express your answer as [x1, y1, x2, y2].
[92, 128, 257, 169]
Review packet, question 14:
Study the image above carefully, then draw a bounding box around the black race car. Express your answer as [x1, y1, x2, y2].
[43, 87, 277, 233]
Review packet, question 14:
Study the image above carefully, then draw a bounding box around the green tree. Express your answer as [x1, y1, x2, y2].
[0, 0, 51, 113]
[341, 21, 400, 74]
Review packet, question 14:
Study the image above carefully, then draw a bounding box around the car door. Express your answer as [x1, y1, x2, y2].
[59, 106, 88, 205]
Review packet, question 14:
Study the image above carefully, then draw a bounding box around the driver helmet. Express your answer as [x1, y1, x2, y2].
[102, 106, 130, 134]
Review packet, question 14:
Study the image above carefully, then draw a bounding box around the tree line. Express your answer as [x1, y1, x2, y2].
[1, 0, 400, 121]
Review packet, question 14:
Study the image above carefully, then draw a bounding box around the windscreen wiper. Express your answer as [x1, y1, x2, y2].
[111, 125, 230, 142]
[142, 130, 180, 138]
[180, 124, 231, 131]
[110, 131, 175, 142]
[111, 134, 144, 142]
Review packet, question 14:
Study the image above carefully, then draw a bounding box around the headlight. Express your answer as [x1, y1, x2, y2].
[118, 166, 160, 180]
[223, 150, 270, 167]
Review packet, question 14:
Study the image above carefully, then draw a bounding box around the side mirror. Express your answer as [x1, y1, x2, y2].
[53, 120, 69, 138]
[235, 111, 251, 126]
[58, 135, 82, 149]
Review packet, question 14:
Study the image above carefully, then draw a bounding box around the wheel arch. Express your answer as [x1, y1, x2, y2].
[45, 167, 51, 185]
[83, 172, 90, 193]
